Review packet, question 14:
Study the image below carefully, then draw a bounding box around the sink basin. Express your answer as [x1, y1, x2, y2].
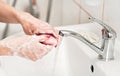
[0, 22, 120, 76]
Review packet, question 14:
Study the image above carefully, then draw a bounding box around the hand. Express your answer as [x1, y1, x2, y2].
[0, 34, 60, 61]
[18, 12, 59, 39]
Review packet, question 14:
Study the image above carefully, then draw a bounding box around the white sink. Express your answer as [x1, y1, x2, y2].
[0, 22, 120, 76]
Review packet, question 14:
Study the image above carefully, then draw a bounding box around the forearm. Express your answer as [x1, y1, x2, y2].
[0, 0, 20, 23]
[0, 46, 13, 56]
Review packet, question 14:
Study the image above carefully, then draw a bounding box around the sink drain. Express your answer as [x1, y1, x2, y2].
[90, 65, 94, 73]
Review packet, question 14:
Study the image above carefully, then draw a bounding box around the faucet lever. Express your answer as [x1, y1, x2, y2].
[89, 17, 117, 39]
[101, 29, 106, 39]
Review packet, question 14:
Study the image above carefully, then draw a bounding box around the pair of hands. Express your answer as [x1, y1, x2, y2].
[0, 12, 60, 61]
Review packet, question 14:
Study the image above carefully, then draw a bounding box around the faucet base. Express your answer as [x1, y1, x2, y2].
[98, 55, 114, 61]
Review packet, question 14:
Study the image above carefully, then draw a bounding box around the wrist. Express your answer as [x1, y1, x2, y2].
[13, 11, 23, 23]
[15, 12, 30, 26]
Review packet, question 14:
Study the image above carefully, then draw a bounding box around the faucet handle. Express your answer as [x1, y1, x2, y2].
[101, 29, 105, 39]
[89, 17, 117, 39]
[101, 28, 117, 39]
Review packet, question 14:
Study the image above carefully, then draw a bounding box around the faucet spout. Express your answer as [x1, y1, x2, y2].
[59, 30, 103, 55]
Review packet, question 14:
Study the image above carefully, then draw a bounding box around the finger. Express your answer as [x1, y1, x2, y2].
[28, 29, 33, 35]
[22, 27, 31, 35]
[24, 49, 38, 61]
[19, 45, 38, 61]
[33, 24, 58, 37]
[34, 28, 58, 38]
[53, 27, 59, 39]
[35, 45, 51, 59]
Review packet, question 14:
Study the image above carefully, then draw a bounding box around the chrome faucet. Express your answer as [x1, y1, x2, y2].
[59, 17, 117, 61]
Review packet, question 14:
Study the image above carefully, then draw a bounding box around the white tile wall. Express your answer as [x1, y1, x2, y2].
[62, 0, 80, 25]
[103, 0, 120, 38]
[49, 0, 63, 26]
[76, 0, 103, 19]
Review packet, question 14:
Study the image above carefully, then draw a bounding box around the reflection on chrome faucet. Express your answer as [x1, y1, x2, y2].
[59, 17, 117, 61]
